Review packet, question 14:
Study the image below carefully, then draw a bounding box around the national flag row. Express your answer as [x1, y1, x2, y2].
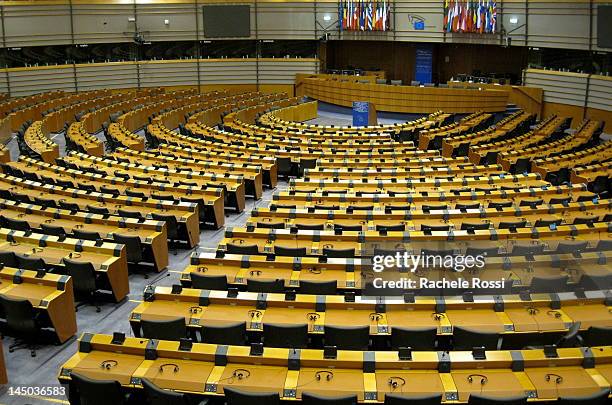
[339, 0, 391, 31]
[444, 0, 497, 34]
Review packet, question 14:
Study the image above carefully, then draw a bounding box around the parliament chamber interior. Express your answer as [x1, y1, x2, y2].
[0, 0, 611, 404]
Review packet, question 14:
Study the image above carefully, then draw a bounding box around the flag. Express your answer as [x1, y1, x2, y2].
[443, 0, 450, 29]
[452, 0, 460, 32]
[366, 1, 373, 30]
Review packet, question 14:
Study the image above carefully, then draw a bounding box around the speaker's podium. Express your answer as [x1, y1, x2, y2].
[352, 101, 377, 126]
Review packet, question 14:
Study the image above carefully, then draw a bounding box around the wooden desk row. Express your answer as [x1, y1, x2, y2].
[59, 333, 612, 403]
[467, 116, 572, 166]
[67, 121, 104, 157]
[498, 120, 602, 172]
[0, 146, 9, 164]
[61, 152, 249, 212]
[417, 112, 493, 150]
[182, 250, 612, 292]
[0, 173, 201, 247]
[302, 164, 507, 181]
[0, 90, 64, 119]
[130, 285, 612, 341]
[0, 266, 76, 343]
[0, 197, 169, 272]
[532, 141, 612, 180]
[0, 228, 128, 302]
[7, 156, 224, 228]
[441, 111, 534, 158]
[247, 200, 611, 232]
[218, 222, 610, 257]
[571, 162, 612, 185]
[23, 120, 59, 163]
[288, 173, 548, 194]
[121, 145, 278, 190]
[272, 183, 594, 209]
[313, 156, 472, 169]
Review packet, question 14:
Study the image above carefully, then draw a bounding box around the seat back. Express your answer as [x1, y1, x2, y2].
[226, 243, 260, 255]
[300, 280, 337, 295]
[324, 325, 369, 350]
[584, 326, 612, 347]
[63, 258, 97, 296]
[0, 294, 39, 336]
[15, 253, 46, 271]
[530, 275, 568, 293]
[246, 278, 284, 293]
[117, 209, 143, 220]
[69, 372, 126, 405]
[2, 216, 31, 232]
[274, 246, 307, 257]
[41, 224, 66, 238]
[113, 234, 144, 264]
[384, 393, 443, 405]
[453, 326, 499, 350]
[190, 273, 228, 290]
[0, 251, 18, 268]
[201, 322, 247, 345]
[263, 323, 308, 348]
[74, 229, 102, 242]
[223, 386, 280, 405]
[391, 327, 438, 350]
[322, 247, 355, 258]
[468, 394, 527, 405]
[86, 205, 109, 215]
[151, 213, 179, 240]
[301, 392, 357, 405]
[141, 378, 188, 405]
[141, 317, 187, 341]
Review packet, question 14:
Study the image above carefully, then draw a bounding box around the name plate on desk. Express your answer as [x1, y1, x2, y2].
[352, 101, 377, 127]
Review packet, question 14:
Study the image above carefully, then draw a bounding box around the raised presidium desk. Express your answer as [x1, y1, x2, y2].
[59, 333, 612, 403]
[296, 75, 509, 114]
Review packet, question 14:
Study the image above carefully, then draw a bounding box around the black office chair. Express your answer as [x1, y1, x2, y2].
[86, 205, 110, 215]
[300, 280, 337, 295]
[113, 233, 149, 272]
[151, 193, 177, 203]
[455, 202, 481, 211]
[125, 189, 146, 198]
[583, 326, 612, 347]
[224, 386, 280, 405]
[511, 244, 545, 256]
[190, 273, 228, 290]
[421, 224, 450, 234]
[78, 184, 97, 193]
[274, 246, 307, 257]
[488, 201, 513, 210]
[384, 393, 443, 405]
[59, 200, 80, 213]
[467, 393, 527, 404]
[2, 216, 32, 232]
[324, 325, 369, 350]
[558, 390, 610, 405]
[150, 212, 181, 254]
[0, 251, 18, 267]
[534, 218, 562, 228]
[301, 392, 357, 405]
[529, 275, 568, 293]
[376, 224, 406, 232]
[141, 318, 187, 341]
[246, 278, 284, 293]
[201, 322, 247, 345]
[391, 327, 437, 350]
[293, 223, 325, 231]
[99, 186, 121, 197]
[63, 258, 101, 312]
[333, 224, 362, 232]
[34, 197, 58, 209]
[41, 224, 67, 239]
[465, 247, 500, 257]
[577, 274, 612, 291]
[453, 326, 499, 350]
[15, 253, 46, 271]
[263, 323, 308, 348]
[461, 222, 490, 232]
[556, 241, 588, 254]
[74, 229, 103, 243]
[322, 247, 355, 258]
[255, 221, 285, 229]
[0, 294, 41, 357]
[140, 378, 197, 405]
[225, 243, 260, 255]
[68, 372, 129, 405]
[118, 209, 144, 220]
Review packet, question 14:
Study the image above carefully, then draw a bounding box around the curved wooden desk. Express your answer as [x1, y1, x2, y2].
[301, 77, 509, 114]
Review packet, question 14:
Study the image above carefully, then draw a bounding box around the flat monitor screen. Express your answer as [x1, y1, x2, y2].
[597, 5, 612, 48]
[203, 5, 251, 38]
